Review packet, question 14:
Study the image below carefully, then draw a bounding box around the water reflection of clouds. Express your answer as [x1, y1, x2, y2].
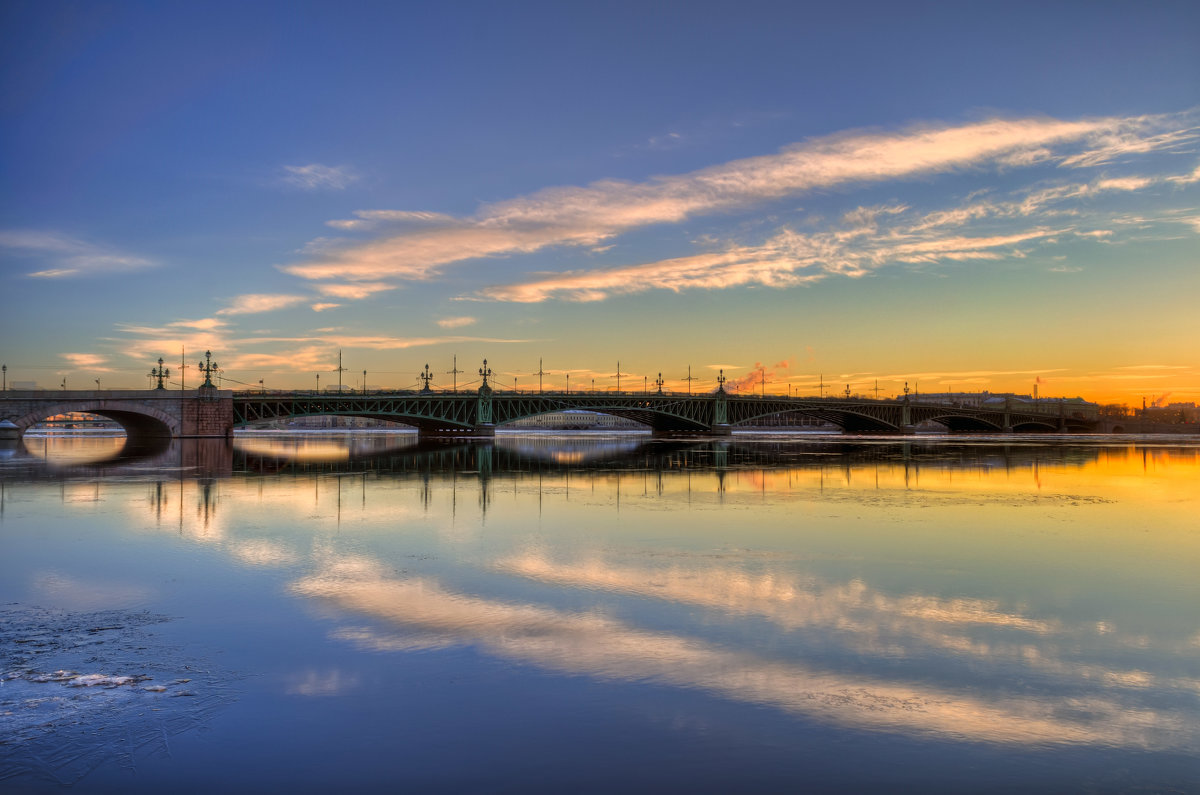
[291, 557, 1196, 751]
[494, 552, 1200, 698]
[285, 669, 360, 697]
[230, 539, 300, 567]
[30, 571, 151, 611]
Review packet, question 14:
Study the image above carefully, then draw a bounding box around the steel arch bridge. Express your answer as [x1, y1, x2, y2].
[231, 388, 1096, 436]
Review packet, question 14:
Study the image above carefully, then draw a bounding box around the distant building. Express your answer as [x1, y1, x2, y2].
[915, 391, 1099, 420]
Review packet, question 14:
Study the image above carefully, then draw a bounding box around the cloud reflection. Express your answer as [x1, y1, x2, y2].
[291, 557, 1195, 751]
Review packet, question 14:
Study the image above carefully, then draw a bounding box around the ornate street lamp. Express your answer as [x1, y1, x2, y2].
[198, 350, 219, 388]
[478, 359, 493, 390]
[655, 373, 664, 395]
[717, 369, 726, 393]
[150, 358, 170, 390]
[420, 364, 433, 393]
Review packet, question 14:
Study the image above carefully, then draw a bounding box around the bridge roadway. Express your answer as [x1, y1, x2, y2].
[1, 385, 1094, 444]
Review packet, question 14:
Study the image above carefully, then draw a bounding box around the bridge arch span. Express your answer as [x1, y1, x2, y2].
[11, 401, 179, 440]
[1010, 420, 1060, 433]
[924, 413, 1004, 432]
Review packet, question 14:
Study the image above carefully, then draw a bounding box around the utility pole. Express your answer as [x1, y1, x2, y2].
[2, 364, 6, 391]
[333, 349, 347, 393]
[683, 365, 696, 395]
[363, 370, 367, 394]
[819, 373, 824, 398]
[565, 373, 569, 394]
[874, 380, 879, 400]
[761, 369, 765, 398]
[536, 358, 546, 393]
[446, 354, 464, 393]
[615, 361, 622, 393]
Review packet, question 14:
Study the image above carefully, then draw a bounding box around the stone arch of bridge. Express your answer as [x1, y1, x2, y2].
[11, 401, 178, 442]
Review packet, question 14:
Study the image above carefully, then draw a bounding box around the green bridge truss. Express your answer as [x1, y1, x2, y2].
[232, 388, 1095, 435]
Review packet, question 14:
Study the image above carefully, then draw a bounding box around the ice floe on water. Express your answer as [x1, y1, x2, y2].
[0, 605, 235, 786]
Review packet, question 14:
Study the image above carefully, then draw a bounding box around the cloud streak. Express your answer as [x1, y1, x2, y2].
[0, 230, 155, 278]
[282, 163, 358, 191]
[216, 294, 308, 315]
[281, 112, 1195, 288]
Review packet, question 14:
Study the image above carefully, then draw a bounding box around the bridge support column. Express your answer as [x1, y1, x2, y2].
[708, 423, 733, 436]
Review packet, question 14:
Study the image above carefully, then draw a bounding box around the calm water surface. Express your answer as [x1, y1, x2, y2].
[2, 431, 1198, 792]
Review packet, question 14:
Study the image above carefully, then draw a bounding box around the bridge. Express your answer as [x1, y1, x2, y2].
[2, 381, 1098, 445]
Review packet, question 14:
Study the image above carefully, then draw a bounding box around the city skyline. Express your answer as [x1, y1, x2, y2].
[3, 2, 1199, 405]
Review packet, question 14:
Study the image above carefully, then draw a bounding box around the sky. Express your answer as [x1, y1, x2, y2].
[2, 0, 1198, 405]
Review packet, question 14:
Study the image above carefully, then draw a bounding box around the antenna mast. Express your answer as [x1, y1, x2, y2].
[683, 365, 697, 395]
[333, 349, 347, 393]
[445, 354, 464, 393]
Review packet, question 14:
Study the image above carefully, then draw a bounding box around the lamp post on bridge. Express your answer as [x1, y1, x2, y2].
[655, 373, 664, 395]
[478, 359, 493, 390]
[716, 370, 726, 393]
[150, 358, 170, 390]
[420, 364, 433, 393]
[198, 350, 219, 388]
[2, 364, 6, 391]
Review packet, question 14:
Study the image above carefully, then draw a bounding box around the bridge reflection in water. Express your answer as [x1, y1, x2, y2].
[4, 429, 1192, 489]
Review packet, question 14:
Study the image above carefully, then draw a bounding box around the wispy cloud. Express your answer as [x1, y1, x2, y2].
[281, 111, 1195, 288]
[315, 282, 397, 300]
[282, 163, 358, 191]
[311, 302, 341, 312]
[112, 320, 233, 364]
[0, 230, 155, 278]
[436, 316, 477, 329]
[472, 216, 1066, 303]
[216, 293, 308, 315]
[60, 353, 113, 372]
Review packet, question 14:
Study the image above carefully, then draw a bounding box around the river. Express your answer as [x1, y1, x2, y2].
[2, 431, 1198, 792]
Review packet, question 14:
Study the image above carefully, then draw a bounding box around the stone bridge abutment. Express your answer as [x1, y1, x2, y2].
[0, 390, 234, 443]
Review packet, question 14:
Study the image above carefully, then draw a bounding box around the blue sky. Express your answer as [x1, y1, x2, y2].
[2, 1, 1198, 402]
